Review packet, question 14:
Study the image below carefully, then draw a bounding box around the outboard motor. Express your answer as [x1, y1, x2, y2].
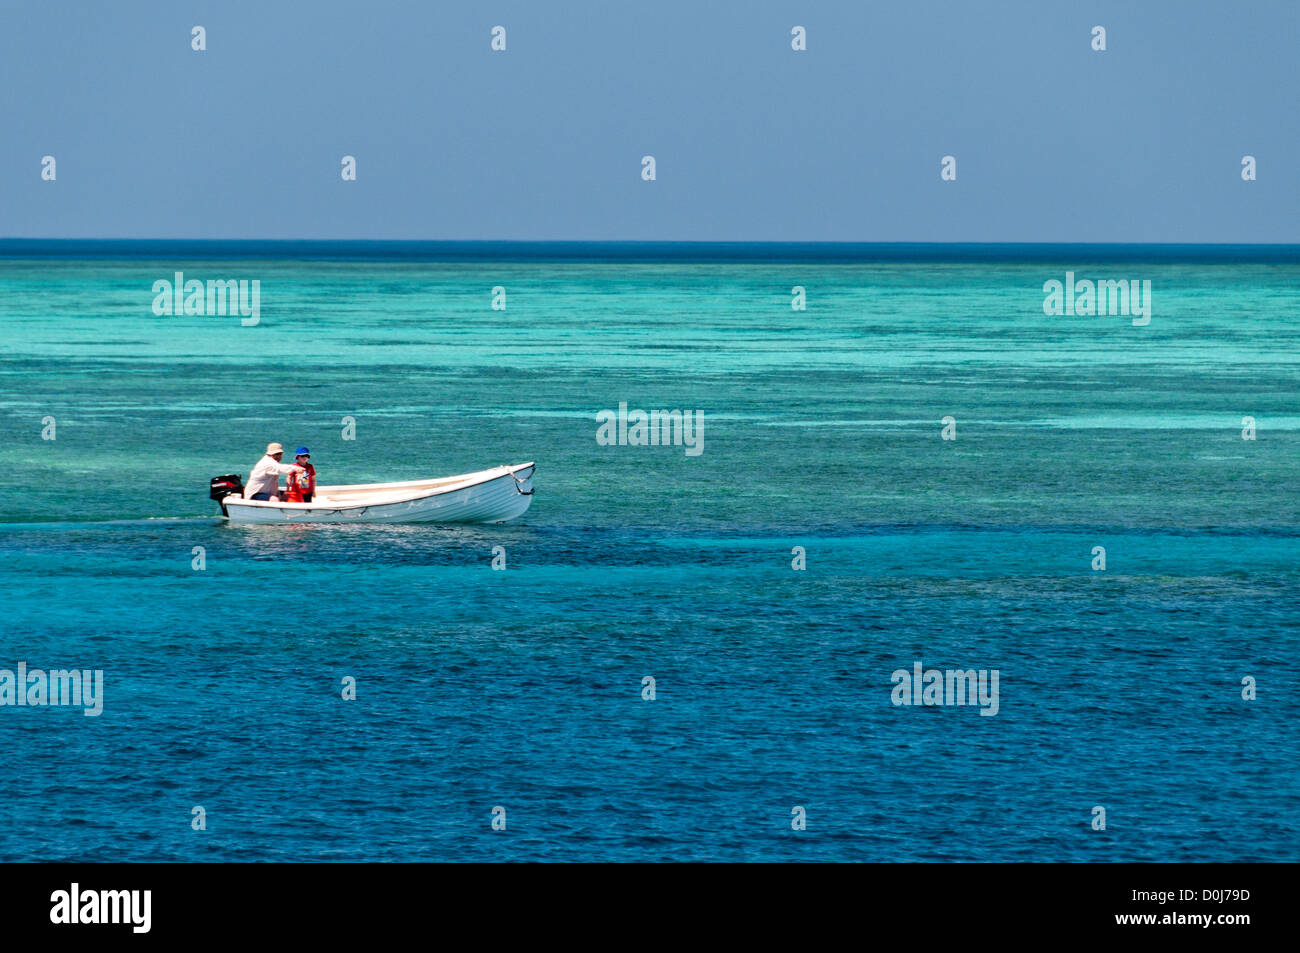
[209, 474, 243, 516]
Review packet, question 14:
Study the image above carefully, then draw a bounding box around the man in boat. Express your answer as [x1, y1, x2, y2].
[245, 442, 306, 502]
[285, 447, 316, 503]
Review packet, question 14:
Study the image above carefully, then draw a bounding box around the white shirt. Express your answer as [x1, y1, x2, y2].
[245, 455, 300, 498]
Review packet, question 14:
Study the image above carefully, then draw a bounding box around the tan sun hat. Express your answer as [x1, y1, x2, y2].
[266, 442, 284, 455]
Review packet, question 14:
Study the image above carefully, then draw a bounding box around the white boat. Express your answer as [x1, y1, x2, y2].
[210, 463, 535, 524]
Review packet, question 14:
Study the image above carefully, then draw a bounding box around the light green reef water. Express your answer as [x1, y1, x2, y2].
[1, 259, 1296, 529]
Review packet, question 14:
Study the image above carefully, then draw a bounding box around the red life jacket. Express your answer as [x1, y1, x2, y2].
[286, 463, 316, 502]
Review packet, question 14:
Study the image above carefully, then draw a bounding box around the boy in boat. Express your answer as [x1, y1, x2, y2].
[245, 442, 306, 502]
[285, 447, 316, 503]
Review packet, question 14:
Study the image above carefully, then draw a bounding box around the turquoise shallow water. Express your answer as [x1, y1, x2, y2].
[0, 251, 1296, 860]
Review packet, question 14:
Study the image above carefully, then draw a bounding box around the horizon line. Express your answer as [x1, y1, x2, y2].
[1, 239, 1297, 264]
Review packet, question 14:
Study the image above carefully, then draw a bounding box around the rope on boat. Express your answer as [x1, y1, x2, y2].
[509, 469, 534, 495]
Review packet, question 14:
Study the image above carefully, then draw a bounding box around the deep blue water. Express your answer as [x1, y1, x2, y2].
[0, 248, 1296, 860]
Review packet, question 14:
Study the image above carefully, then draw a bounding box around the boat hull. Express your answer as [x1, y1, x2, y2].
[220, 463, 535, 524]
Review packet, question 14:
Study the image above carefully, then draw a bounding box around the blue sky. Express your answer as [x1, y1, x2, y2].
[1, 0, 1295, 242]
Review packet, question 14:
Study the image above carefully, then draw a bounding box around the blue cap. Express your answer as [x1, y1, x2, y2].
[295, 447, 310, 456]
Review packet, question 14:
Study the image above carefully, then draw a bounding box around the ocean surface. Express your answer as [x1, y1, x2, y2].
[0, 245, 1296, 861]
